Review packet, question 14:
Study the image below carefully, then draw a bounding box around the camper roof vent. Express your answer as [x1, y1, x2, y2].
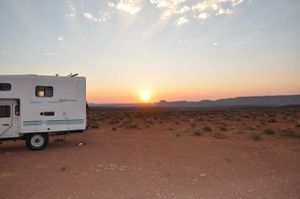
[67, 73, 78, 77]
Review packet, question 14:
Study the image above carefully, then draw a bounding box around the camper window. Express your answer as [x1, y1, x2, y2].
[15, 105, 20, 116]
[0, 105, 10, 118]
[0, 83, 11, 91]
[35, 86, 53, 97]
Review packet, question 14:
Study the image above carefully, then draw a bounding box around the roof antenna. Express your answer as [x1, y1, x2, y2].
[70, 73, 78, 77]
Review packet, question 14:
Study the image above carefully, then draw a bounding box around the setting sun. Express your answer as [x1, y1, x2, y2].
[139, 89, 152, 103]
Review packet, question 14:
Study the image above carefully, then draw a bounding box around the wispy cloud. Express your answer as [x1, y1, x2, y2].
[150, 0, 187, 19]
[175, 16, 189, 26]
[65, 0, 76, 18]
[109, 0, 143, 15]
[76, 0, 246, 25]
[84, 12, 98, 22]
[84, 11, 110, 23]
[197, 12, 210, 19]
[192, 0, 244, 19]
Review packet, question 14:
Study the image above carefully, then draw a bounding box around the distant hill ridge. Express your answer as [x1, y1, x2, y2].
[156, 94, 300, 107]
[90, 94, 300, 108]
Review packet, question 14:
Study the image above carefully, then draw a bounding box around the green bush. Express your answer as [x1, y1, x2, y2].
[211, 132, 225, 139]
[193, 130, 202, 136]
[251, 132, 262, 141]
[263, 128, 274, 135]
[203, 126, 212, 132]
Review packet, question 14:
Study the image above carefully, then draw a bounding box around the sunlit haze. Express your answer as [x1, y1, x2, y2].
[1, 0, 300, 103]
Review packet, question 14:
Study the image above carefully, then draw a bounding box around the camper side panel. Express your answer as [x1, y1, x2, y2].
[21, 76, 86, 134]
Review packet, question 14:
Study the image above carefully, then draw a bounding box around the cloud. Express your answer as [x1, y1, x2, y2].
[191, 0, 245, 20]
[197, 12, 210, 19]
[150, 0, 187, 19]
[150, 0, 186, 9]
[217, 8, 233, 15]
[44, 52, 54, 56]
[175, 16, 189, 26]
[0, 51, 7, 55]
[83, 11, 110, 23]
[81, 0, 247, 26]
[212, 42, 219, 46]
[57, 36, 64, 41]
[109, 0, 143, 15]
[84, 12, 98, 22]
[65, 0, 76, 18]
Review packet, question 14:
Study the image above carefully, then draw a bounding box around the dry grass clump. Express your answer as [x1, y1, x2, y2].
[219, 126, 227, 131]
[250, 132, 262, 141]
[263, 128, 275, 135]
[280, 128, 300, 138]
[90, 122, 99, 129]
[193, 130, 202, 137]
[211, 132, 225, 139]
[267, 118, 276, 123]
[203, 126, 212, 132]
[60, 165, 67, 172]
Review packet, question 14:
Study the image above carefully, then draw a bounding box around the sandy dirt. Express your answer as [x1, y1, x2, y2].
[1, 107, 300, 199]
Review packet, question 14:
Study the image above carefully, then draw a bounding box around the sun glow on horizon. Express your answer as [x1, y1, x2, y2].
[139, 89, 152, 103]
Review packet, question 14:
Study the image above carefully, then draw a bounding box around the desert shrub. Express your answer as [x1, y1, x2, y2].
[219, 126, 227, 131]
[211, 132, 225, 139]
[176, 133, 181, 137]
[263, 128, 275, 135]
[224, 156, 231, 162]
[280, 129, 300, 138]
[109, 119, 120, 124]
[190, 123, 197, 128]
[112, 127, 117, 131]
[60, 165, 67, 172]
[193, 130, 202, 137]
[295, 124, 300, 128]
[251, 132, 262, 141]
[267, 118, 276, 123]
[203, 126, 212, 132]
[127, 124, 138, 129]
[91, 122, 99, 129]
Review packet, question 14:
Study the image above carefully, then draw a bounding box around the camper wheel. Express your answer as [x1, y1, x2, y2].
[26, 134, 49, 150]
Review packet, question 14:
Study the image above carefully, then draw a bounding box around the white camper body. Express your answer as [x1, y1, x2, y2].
[0, 75, 86, 149]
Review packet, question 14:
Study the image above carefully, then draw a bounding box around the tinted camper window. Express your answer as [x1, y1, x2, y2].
[0, 83, 11, 91]
[0, 106, 10, 118]
[15, 105, 20, 116]
[36, 86, 53, 97]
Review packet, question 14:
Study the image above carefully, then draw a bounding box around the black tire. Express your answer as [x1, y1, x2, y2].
[26, 134, 49, 150]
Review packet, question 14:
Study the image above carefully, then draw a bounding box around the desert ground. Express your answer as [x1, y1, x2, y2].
[1, 106, 300, 199]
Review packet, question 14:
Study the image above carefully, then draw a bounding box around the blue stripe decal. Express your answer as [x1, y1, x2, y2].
[46, 119, 84, 125]
[23, 120, 43, 126]
[23, 119, 84, 126]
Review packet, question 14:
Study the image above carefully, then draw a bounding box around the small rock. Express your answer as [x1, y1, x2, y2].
[77, 142, 84, 146]
[200, 173, 206, 177]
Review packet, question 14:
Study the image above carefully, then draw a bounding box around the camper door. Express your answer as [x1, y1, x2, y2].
[0, 100, 20, 139]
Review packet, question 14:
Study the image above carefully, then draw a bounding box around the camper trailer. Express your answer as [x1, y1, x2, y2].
[0, 74, 86, 150]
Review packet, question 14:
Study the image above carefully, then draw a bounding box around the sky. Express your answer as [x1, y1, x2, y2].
[0, 0, 300, 103]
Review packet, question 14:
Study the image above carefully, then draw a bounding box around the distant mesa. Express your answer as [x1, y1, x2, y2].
[156, 95, 300, 108]
[91, 94, 300, 108]
[159, 100, 168, 103]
